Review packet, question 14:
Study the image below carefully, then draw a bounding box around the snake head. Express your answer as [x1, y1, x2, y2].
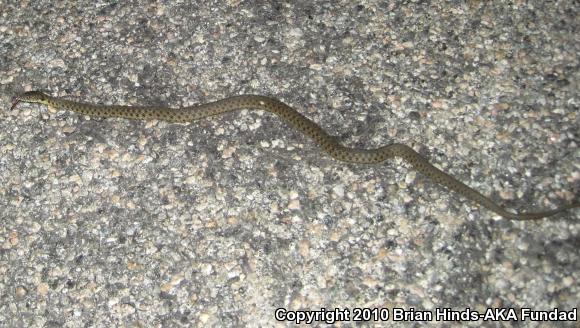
[10, 91, 51, 110]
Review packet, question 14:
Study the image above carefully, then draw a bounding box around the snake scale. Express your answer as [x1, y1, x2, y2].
[10, 91, 579, 220]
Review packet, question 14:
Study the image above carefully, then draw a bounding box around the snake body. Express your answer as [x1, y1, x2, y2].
[10, 91, 579, 220]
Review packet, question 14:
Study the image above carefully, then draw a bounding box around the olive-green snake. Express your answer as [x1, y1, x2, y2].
[10, 91, 579, 220]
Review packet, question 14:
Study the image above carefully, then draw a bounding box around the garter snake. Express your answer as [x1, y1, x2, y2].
[10, 91, 579, 220]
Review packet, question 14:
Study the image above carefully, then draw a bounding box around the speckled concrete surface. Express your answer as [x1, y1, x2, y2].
[1, 1, 578, 327]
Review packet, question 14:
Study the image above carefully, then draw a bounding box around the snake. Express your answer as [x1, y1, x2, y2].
[10, 91, 579, 220]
